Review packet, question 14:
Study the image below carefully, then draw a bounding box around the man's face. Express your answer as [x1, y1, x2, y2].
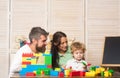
[36, 35, 47, 52]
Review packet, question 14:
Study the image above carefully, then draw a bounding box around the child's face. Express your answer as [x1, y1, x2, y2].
[73, 49, 84, 61]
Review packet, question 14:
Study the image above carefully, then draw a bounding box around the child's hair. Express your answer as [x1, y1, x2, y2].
[71, 42, 86, 53]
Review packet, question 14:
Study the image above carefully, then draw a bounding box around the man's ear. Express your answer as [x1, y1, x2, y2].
[32, 38, 37, 43]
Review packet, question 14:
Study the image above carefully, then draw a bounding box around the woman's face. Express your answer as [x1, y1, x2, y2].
[58, 37, 68, 52]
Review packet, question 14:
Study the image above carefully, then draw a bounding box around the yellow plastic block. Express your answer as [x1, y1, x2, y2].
[100, 67, 105, 71]
[55, 68, 61, 72]
[85, 71, 95, 77]
[95, 68, 101, 75]
[31, 58, 37, 64]
[22, 65, 27, 68]
[104, 71, 109, 77]
[44, 51, 50, 54]
[34, 53, 42, 57]
[22, 57, 28, 61]
[33, 71, 36, 74]
[64, 69, 70, 76]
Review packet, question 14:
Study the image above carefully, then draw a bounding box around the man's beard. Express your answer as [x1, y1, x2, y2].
[36, 44, 46, 53]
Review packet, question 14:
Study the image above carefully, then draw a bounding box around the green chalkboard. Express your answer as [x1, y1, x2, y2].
[102, 37, 120, 66]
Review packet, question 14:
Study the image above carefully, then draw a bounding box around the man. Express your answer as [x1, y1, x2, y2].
[9, 27, 49, 76]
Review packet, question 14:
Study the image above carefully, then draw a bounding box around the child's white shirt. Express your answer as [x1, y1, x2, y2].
[66, 58, 87, 71]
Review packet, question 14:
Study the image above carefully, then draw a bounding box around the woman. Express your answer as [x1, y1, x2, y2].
[50, 31, 72, 69]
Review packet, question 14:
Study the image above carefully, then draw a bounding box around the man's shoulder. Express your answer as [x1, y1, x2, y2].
[19, 44, 29, 49]
[17, 44, 32, 53]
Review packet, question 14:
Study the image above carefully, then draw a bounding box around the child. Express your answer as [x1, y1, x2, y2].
[65, 42, 87, 71]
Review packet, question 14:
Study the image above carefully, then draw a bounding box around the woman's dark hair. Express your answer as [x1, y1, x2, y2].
[51, 31, 67, 69]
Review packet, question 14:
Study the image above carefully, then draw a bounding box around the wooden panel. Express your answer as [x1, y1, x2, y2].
[48, 0, 85, 43]
[10, 0, 48, 51]
[86, 0, 120, 65]
[0, 52, 9, 78]
[0, 0, 9, 77]
[0, 0, 9, 49]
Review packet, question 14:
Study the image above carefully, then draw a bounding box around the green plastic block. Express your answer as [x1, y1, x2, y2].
[45, 56, 52, 65]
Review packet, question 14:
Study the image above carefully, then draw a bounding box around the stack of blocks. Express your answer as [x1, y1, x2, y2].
[20, 51, 52, 76]
[20, 52, 114, 77]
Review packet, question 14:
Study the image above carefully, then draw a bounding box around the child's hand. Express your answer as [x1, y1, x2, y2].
[61, 65, 66, 69]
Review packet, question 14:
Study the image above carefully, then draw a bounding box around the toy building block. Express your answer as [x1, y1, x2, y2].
[89, 66, 96, 71]
[22, 53, 33, 57]
[47, 65, 52, 68]
[55, 68, 61, 72]
[69, 71, 81, 77]
[22, 65, 27, 68]
[108, 69, 114, 74]
[101, 71, 104, 77]
[58, 72, 64, 77]
[44, 51, 50, 54]
[85, 71, 95, 77]
[22, 61, 31, 65]
[64, 69, 70, 76]
[34, 53, 42, 57]
[44, 68, 51, 75]
[36, 68, 51, 75]
[33, 71, 36, 75]
[80, 71, 85, 76]
[104, 71, 109, 77]
[40, 70, 44, 76]
[20, 52, 52, 76]
[45, 55, 52, 65]
[26, 72, 36, 76]
[36, 69, 41, 76]
[31, 58, 37, 64]
[50, 70, 59, 76]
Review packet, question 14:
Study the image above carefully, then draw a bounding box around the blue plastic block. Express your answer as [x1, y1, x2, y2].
[50, 70, 59, 76]
[43, 54, 52, 56]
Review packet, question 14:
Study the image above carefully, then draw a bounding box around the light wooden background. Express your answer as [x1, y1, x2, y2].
[0, 0, 120, 77]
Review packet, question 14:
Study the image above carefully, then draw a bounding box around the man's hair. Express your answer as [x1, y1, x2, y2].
[29, 27, 49, 43]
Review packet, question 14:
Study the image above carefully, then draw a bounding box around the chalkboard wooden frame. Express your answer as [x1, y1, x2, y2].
[101, 36, 120, 67]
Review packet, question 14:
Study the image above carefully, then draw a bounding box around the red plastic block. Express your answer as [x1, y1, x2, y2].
[22, 62, 31, 65]
[26, 72, 36, 76]
[58, 72, 64, 77]
[80, 71, 85, 76]
[47, 65, 52, 68]
[22, 53, 33, 57]
[70, 71, 81, 77]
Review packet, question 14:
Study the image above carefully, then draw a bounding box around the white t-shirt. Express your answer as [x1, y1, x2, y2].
[66, 58, 87, 71]
[9, 44, 32, 76]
